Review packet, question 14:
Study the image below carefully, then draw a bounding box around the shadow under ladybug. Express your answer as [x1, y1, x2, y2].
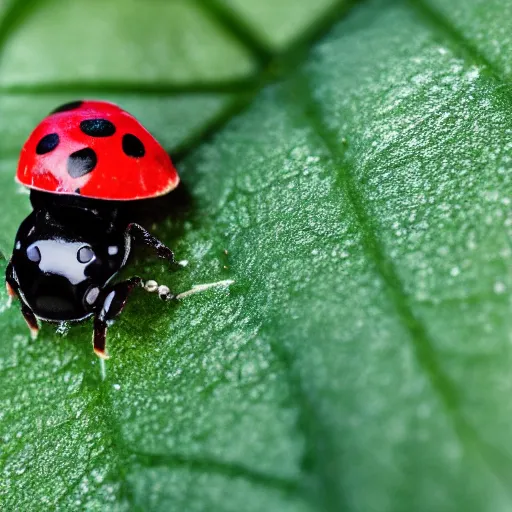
[6, 100, 183, 359]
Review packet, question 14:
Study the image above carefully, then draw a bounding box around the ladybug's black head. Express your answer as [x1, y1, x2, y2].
[10, 204, 129, 321]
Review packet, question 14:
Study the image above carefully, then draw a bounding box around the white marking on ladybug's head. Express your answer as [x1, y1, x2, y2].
[27, 240, 96, 285]
[108, 245, 119, 256]
[101, 290, 116, 319]
[78, 246, 95, 263]
[15, 241, 21, 250]
[85, 286, 100, 305]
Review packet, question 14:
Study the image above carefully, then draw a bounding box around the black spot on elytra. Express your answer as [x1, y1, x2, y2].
[36, 133, 60, 155]
[122, 134, 145, 158]
[80, 118, 116, 137]
[67, 148, 97, 178]
[51, 100, 84, 114]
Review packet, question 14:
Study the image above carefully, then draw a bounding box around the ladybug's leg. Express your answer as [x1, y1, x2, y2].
[6, 281, 16, 304]
[127, 223, 176, 263]
[6, 279, 17, 307]
[6, 260, 39, 339]
[5, 260, 18, 306]
[21, 302, 40, 340]
[93, 277, 142, 359]
[127, 223, 178, 300]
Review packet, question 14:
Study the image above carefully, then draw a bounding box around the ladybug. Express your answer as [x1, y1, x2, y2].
[5, 100, 180, 359]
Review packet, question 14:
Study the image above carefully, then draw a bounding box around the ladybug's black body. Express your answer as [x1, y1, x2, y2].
[9, 191, 129, 321]
[6, 191, 175, 358]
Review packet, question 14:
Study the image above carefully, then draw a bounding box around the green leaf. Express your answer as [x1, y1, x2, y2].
[1, 0, 512, 510]
[0, 0, 257, 86]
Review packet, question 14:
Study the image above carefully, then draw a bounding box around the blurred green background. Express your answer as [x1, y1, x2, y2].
[1, 0, 512, 511]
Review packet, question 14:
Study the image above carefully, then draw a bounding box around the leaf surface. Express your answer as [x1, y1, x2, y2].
[1, 0, 512, 510]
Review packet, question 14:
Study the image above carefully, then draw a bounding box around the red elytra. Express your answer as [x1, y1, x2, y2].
[16, 100, 179, 200]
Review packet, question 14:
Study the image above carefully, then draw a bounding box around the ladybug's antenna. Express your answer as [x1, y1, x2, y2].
[175, 280, 234, 299]
[142, 279, 234, 301]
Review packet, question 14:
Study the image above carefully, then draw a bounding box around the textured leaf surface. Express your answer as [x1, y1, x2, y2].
[1, 0, 512, 511]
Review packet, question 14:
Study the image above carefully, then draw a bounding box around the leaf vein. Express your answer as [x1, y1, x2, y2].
[130, 450, 300, 496]
[195, 0, 273, 65]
